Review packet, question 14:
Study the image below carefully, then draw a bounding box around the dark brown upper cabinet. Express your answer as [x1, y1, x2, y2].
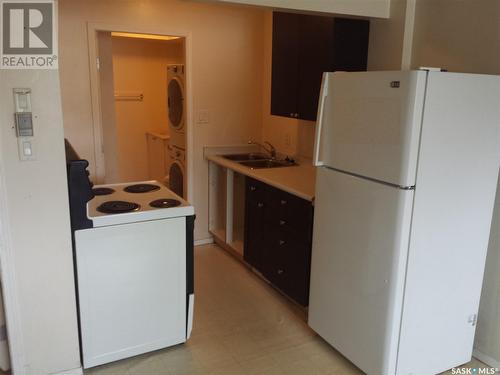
[271, 12, 370, 121]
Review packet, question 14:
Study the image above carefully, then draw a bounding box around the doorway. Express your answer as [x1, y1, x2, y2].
[88, 24, 192, 201]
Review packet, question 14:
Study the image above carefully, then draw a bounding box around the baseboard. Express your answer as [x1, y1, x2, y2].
[473, 349, 500, 369]
[50, 367, 83, 375]
[194, 237, 214, 246]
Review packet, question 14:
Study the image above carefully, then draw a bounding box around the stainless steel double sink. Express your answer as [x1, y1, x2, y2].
[221, 153, 297, 169]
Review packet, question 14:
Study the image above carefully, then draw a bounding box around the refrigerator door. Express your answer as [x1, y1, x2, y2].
[396, 72, 500, 374]
[308, 167, 414, 375]
[313, 70, 427, 187]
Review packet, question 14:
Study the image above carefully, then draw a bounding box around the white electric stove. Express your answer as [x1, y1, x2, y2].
[73, 180, 195, 369]
[88, 181, 194, 226]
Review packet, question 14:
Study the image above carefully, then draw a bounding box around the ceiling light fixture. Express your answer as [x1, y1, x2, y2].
[111, 32, 181, 41]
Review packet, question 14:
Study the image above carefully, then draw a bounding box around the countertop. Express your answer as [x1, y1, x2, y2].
[207, 154, 316, 202]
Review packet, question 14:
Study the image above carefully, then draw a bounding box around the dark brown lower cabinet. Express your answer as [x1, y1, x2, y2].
[244, 177, 313, 306]
[243, 178, 267, 270]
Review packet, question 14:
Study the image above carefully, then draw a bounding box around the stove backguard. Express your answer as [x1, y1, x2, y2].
[65, 139, 94, 232]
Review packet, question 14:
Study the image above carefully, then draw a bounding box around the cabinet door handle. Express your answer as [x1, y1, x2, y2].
[279, 240, 286, 246]
[277, 269, 284, 275]
[279, 220, 286, 226]
[257, 202, 264, 208]
[280, 199, 287, 205]
[250, 186, 256, 191]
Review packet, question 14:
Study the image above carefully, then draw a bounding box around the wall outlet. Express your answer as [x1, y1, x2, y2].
[197, 110, 210, 124]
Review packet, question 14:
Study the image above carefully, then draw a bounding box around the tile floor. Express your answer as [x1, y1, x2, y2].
[82, 244, 489, 375]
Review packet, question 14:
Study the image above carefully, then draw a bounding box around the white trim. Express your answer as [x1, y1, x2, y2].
[194, 237, 214, 246]
[86, 22, 194, 203]
[401, 0, 417, 70]
[473, 349, 500, 369]
[50, 367, 83, 375]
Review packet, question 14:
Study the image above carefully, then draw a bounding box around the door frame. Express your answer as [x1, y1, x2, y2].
[86, 22, 194, 203]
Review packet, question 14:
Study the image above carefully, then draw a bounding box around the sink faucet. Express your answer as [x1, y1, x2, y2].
[248, 140, 277, 159]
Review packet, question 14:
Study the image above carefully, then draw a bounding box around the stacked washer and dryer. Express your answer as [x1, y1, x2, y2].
[167, 64, 186, 198]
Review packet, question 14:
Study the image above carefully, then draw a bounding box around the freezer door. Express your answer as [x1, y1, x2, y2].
[313, 70, 427, 187]
[308, 167, 414, 375]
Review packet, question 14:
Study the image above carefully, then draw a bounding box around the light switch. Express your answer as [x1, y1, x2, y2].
[197, 110, 210, 124]
[17, 138, 35, 161]
[23, 142, 32, 156]
[13, 88, 31, 112]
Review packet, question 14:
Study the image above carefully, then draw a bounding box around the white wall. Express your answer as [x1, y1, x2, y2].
[59, 0, 266, 241]
[410, 0, 500, 366]
[0, 70, 81, 374]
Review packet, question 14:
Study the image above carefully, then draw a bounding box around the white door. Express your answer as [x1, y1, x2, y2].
[75, 218, 186, 368]
[308, 167, 414, 375]
[313, 70, 427, 187]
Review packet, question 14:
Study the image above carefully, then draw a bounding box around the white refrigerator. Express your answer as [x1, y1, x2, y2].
[308, 70, 500, 375]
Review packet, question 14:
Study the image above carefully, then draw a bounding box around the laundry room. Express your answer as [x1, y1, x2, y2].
[95, 31, 187, 197]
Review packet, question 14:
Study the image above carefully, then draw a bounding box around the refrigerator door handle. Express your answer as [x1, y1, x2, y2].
[313, 73, 329, 166]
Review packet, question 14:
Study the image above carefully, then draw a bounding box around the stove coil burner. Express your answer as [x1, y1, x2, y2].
[92, 187, 115, 196]
[149, 198, 181, 208]
[124, 184, 161, 194]
[97, 201, 140, 214]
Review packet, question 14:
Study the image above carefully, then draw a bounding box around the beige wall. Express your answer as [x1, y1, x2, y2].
[411, 0, 500, 74]
[410, 0, 500, 366]
[367, 0, 412, 70]
[59, 0, 266, 241]
[0, 70, 81, 374]
[98, 32, 120, 183]
[111, 36, 184, 182]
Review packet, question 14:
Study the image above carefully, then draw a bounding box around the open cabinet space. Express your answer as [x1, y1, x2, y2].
[208, 166, 246, 251]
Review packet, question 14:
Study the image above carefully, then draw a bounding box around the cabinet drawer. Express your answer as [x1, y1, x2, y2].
[266, 187, 313, 234]
[262, 234, 311, 306]
[246, 177, 267, 196]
